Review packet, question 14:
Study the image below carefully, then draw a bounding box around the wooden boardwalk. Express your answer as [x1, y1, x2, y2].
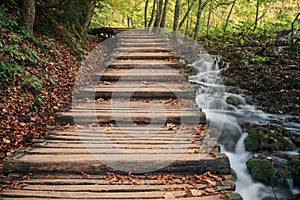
[1, 29, 241, 199]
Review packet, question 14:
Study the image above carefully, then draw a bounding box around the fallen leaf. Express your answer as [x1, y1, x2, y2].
[164, 192, 176, 199]
[191, 189, 203, 197]
[43, 174, 52, 179]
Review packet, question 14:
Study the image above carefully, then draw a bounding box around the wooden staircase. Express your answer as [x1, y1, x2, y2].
[1, 29, 242, 200]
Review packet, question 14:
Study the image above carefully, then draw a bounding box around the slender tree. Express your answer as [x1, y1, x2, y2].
[194, 0, 210, 39]
[173, 0, 181, 31]
[253, 0, 260, 32]
[184, 0, 191, 35]
[22, 0, 36, 34]
[159, 0, 169, 28]
[291, 12, 300, 49]
[148, 0, 157, 28]
[81, 0, 95, 35]
[154, 0, 163, 27]
[144, 0, 149, 28]
[223, 0, 237, 33]
[206, 0, 212, 35]
[179, 0, 196, 30]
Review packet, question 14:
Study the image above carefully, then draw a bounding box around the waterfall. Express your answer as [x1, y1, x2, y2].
[189, 55, 300, 200]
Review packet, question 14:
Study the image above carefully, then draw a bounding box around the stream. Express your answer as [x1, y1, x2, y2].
[188, 54, 300, 200]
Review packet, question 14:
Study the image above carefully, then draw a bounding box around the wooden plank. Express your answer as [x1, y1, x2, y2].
[75, 88, 195, 100]
[27, 148, 208, 155]
[113, 52, 179, 59]
[0, 190, 185, 199]
[0, 196, 226, 200]
[115, 43, 169, 48]
[108, 59, 180, 66]
[17, 184, 233, 194]
[3, 153, 230, 175]
[21, 183, 193, 191]
[43, 135, 194, 141]
[117, 39, 167, 43]
[33, 143, 202, 148]
[31, 139, 193, 145]
[70, 100, 198, 109]
[3, 195, 227, 200]
[93, 70, 186, 82]
[114, 47, 172, 52]
[47, 125, 202, 133]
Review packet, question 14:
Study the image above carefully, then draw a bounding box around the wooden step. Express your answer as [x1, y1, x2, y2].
[0, 173, 241, 200]
[115, 43, 169, 47]
[55, 99, 202, 124]
[114, 47, 172, 52]
[113, 52, 180, 60]
[3, 152, 230, 175]
[107, 59, 182, 68]
[75, 82, 195, 100]
[93, 68, 186, 81]
[117, 38, 167, 43]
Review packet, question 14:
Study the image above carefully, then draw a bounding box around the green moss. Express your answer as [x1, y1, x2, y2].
[244, 126, 295, 151]
[244, 127, 265, 151]
[246, 158, 275, 185]
[226, 95, 241, 106]
[244, 135, 261, 151]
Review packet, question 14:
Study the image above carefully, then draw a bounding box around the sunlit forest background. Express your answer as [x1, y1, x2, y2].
[91, 0, 299, 39]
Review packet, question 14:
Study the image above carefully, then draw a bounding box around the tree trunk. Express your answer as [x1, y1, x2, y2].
[223, 0, 236, 33]
[159, 0, 169, 28]
[22, 0, 36, 35]
[154, 0, 163, 27]
[144, 0, 149, 28]
[291, 12, 300, 49]
[81, 0, 95, 35]
[193, 0, 209, 39]
[148, 0, 157, 28]
[206, 0, 212, 35]
[194, 0, 202, 39]
[184, 0, 190, 36]
[253, 0, 260, 32]
[127, 16, 130, 28]
[179, 0, 195, 30]
[173, 0, 181, 31]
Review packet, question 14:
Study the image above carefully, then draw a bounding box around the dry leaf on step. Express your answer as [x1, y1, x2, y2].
[164, 192, 176, 199]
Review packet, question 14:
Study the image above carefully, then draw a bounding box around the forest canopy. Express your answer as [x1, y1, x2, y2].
[91, 0, 299, 39]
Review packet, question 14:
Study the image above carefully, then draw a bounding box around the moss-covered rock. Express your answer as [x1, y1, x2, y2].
[244, 126, 295, 151]
[244, 127, 265, 151]
[246, 158, 275, 185]
[244, 135, 261, 151]
[226, 95, 242, 106]
[290, 158, 300, 186]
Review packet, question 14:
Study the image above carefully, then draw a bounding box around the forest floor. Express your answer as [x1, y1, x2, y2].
[0, 34, 101, 178]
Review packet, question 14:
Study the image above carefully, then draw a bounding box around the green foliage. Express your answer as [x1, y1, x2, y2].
[246, 158, 275, 185]
[22, 74, 42, 93]
[90, 0, 298, 43]
[0, 3, 54, 110]
[250, 54, 269, 63]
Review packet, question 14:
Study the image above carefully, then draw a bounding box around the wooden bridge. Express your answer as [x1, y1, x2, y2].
[1, 29, 241, 199]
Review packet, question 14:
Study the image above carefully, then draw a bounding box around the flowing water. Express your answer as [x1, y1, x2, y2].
[189, 54, 300, 200]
